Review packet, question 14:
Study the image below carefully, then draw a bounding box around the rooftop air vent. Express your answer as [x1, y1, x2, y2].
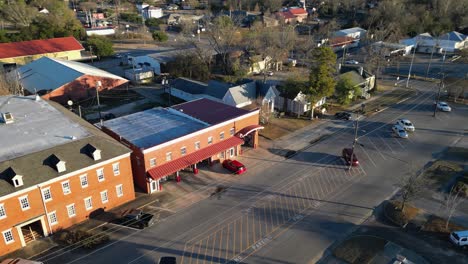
[82, 144, 101, 161]
[45, 154, 66, 173]
[0, 167, 23, 187]
[1, 112, 14, 124]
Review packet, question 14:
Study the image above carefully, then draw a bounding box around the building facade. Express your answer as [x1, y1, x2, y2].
[101, 99, 261, 194]
[0, 96, 135, 256]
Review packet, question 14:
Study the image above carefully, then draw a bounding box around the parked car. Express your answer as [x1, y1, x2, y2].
[436, 101, 452, 112]
[345, 60, 359, 65]
[113, 210, 155, 229]
[334, 112, 352, 120]
[396, 118, 415, 132]
[158, 256, 177, 264]
[392, 124, 408, 138]
[342, 148, 359, 166]
[222, 159, 246, 174]
[450, 230, 468, 248]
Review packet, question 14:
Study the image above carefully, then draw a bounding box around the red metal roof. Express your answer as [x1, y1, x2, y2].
[147, 136, 244, 180]
[329, 36, 357, 46]
[278, 11, 296, 19]
[236, 125, 264, 138]
[289, 8, 308, 15]
[0, 37, 84, 59]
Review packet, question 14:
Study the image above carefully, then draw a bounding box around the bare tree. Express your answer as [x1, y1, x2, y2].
[444, 186, 465, 230]
[0, 1, 37, 27]
[397, 167, 427, 212]
[206, 16, 240, 75]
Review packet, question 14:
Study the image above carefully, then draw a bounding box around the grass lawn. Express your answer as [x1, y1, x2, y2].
[384, 200, 421, 227]
[424, 160, 463, 187]
[333, 235, 387, 264]
[422, 215, 468, 240]
[259, 117, 313, 140]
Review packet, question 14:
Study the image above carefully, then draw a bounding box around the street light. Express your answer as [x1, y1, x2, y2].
[197, 29, 200, 42]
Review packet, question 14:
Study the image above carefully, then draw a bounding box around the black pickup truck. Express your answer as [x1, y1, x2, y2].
[113, 210, 155, 229]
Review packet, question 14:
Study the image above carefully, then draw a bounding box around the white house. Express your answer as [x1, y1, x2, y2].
[334, 27, 367, 39]
[438, 31, 468, 52]
[143, 6, 164, 19]
[372, 41, 412, 57]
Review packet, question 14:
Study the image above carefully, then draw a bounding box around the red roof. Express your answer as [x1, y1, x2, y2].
[289, 8, 308, 15]
[0, 37, 84, 59]
[147, 136, 244, 180]
[329, 36, 357, 46]
[278, 11, 296, 20]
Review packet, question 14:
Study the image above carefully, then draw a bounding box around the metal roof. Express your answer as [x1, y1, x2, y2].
[148, 136, 244, 180]
[102, 107, 209, 149]
[0, 37, 84, 59]
[17, 57, 127, 94]
[0, 96, 90, 163]
[171, 98, 252, 124]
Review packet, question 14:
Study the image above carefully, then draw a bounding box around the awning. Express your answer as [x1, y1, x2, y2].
[147, 136, 244, 180]
[235, 125, 264, 138]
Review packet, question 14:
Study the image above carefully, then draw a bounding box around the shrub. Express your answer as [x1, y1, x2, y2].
[454, 181, 468, 197]
[152, 31, 168, 42]
[56, 229, 109, 249]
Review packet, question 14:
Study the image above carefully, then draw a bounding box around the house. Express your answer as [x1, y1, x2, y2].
[276, 7, 308, 24]
[0, 37, 84, 69]
[101, 99, 261, 193]
[371, 41, 412, 57]
[338, 64, 376, 99]
[165, 13, 204, 25]
[400, 33, 436, 53]
[257, 80, 281, 113]
[124, 68, 154, 84]
[437, 31, 468, 53]
[169, 78, 257, 108]
[14, 57, 128, 104]
[334, 27, 367, 39]
[275, 86, 327, 115]
[144, 6, 164, 19]
[0, 95, 134, 256]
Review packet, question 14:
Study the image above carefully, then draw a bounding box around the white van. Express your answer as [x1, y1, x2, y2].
[450, 230, 468, 247]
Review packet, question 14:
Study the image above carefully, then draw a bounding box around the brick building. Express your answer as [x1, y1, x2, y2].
[0, 96, 135, 256]
[101, 99, 262, 193]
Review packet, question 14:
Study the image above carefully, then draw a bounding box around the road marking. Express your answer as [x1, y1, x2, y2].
[210, 231, 217, 264]
[203, 236, 210, 264]
[377, 134, 395, 154]
[365, 136, 388, 160]
[216, 228, 223, 264]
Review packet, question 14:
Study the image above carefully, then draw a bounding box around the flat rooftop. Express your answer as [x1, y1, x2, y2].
[102, 107, 209, 149]
[0, 96, 90, 162]
[171, 98, 252, 125]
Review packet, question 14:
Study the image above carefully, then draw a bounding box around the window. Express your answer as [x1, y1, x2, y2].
[116, 184, 123, 197]
[230, 127, 235, 136]
[19, 195, 30, 210]
[150, 158, 157, 167]
[84, 197, 93, 211]
[166, 152, 172, 161]
[101, 190, 109, 204]
[208, 136, 213, 145]
[230, 147, 235, 157]
[48, 211, 58, 225]
[195, 141, 200, 150]
[0, 204, 6, 219]
[42, 187, 52, 202]
[62, 181, 71, 195]
[2, 229, 14, 244]
[220, 131, 225, 140]
[181, 147, 187, 156]
[113, 163, 120, 176]
[67, 204, 76, 218]
[80, 174, 88, 188]
[97, 168, 105, 182]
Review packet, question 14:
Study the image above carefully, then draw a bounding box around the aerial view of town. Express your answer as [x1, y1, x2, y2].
[0, 0, 467, 263]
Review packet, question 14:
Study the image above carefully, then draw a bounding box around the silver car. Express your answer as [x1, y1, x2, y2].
[436, 102, 451, 112]
[392, 124, 408, 138]
[396, 119, 415, 132]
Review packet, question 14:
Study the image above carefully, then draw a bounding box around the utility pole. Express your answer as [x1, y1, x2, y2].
[433, 73, 445, 117]
[96, 81, 103, 126]
[349, 118, 359, 170]
[406, 41, 417, 88]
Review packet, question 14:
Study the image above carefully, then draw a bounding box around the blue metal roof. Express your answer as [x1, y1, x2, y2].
[102, 107, 208, 149]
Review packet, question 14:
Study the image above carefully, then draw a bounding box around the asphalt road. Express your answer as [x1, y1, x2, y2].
[36, 79, 467, 264]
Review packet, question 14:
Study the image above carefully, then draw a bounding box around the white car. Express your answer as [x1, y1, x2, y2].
[436, 101, 451, 112]
[392, 124, 408, 138]
[396, 119, 415, 132]
[345, 60, 359, 65]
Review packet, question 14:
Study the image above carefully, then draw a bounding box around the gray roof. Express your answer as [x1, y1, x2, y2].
[17, 57, 126, 94]
[228, 81, 256, 105]
[171, 77, 208, 94]
[0, 96, 90, 163]
[0, 97, 131, 197]
[102, 107, 209, 149]
[205, 80, 232, 99]
[0, 136, 130, 197]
